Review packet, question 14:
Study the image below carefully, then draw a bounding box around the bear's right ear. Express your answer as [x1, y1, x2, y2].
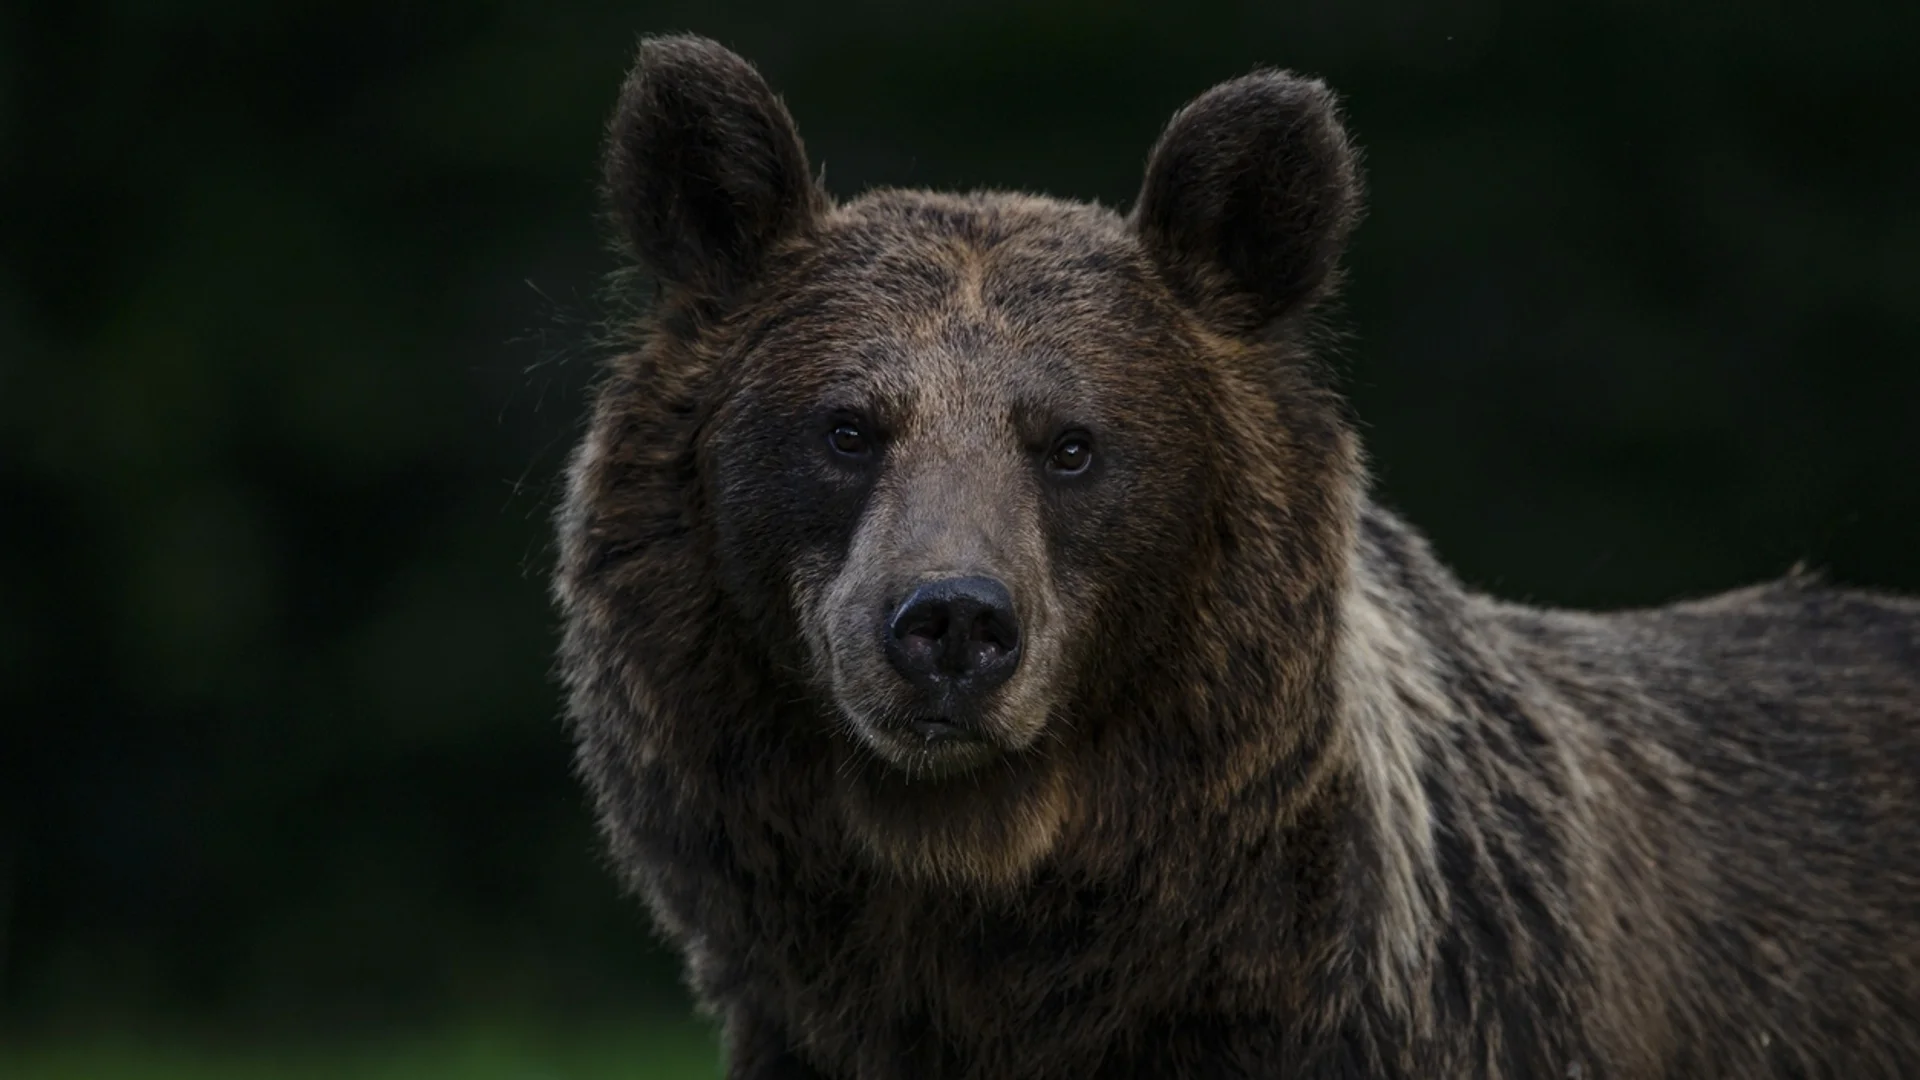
[1130, 71, 1363, 335]
[602, 35, 823, 300]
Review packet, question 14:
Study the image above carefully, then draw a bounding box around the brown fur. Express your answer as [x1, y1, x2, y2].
[553, 35, 1920, 1078]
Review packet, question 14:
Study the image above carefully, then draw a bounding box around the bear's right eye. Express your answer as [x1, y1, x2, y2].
[828, 422, 871, 460]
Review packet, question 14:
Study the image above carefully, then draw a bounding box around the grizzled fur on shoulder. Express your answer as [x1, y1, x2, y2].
[554, 34, 1920, 1080]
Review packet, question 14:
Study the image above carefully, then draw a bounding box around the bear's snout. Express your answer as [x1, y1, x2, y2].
[884, 575, 1023, 701]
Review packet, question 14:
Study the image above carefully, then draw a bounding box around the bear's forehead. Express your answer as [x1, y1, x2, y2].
[759, 191, 1190, 360]
[812, 193, 1159, 311]
[711, 191, 1211, 427]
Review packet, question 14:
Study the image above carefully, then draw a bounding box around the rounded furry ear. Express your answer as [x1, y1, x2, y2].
[602, 35, 823, 299]
[1130, 71, 1363, 334]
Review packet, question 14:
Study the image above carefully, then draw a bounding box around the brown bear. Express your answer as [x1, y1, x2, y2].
[552, 34, 1920, 1079]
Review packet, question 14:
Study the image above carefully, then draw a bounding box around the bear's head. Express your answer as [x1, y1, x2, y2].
[562, 35, 1365, 889]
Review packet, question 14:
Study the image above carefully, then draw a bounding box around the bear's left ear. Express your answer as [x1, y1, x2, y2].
[1130, 71, 1363, 335]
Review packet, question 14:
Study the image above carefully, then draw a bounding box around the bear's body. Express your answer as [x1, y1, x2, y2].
[554, 37, 1920, 1078]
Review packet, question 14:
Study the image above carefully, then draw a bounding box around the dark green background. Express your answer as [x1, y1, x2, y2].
[3, 0, 1916, 1065]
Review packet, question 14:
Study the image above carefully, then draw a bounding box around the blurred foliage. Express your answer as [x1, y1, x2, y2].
[0, 0, 1915, 1062]
[2, 1016, 719, 1078]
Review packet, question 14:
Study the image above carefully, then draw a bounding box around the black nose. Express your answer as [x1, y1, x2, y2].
[885, 576, 1022, 694]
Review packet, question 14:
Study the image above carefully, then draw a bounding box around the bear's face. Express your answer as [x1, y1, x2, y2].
[700, 196, 1217, 780]
[577, 36, 1363, 884]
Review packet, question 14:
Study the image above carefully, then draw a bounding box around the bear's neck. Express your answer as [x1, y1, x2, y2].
[1041, 493, 1507, 1027]
[1314, 498, 1589, 1029]
[1320, 501, 1468, 1014]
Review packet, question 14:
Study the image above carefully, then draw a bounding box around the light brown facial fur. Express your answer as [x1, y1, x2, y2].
[695, 192, 1231, 882]
[784, 235, 1077, 771]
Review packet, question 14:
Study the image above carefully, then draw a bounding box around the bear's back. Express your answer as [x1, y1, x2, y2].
[1488, 581, 1920, 1075]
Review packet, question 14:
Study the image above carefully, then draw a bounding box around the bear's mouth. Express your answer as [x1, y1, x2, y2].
[898, 715, 987, 745]
[849, 711, 1005, 777]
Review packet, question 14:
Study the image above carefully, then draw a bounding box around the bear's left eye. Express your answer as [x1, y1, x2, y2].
[1046, 433, 1093, 476]
[828, 421, 872, 459]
